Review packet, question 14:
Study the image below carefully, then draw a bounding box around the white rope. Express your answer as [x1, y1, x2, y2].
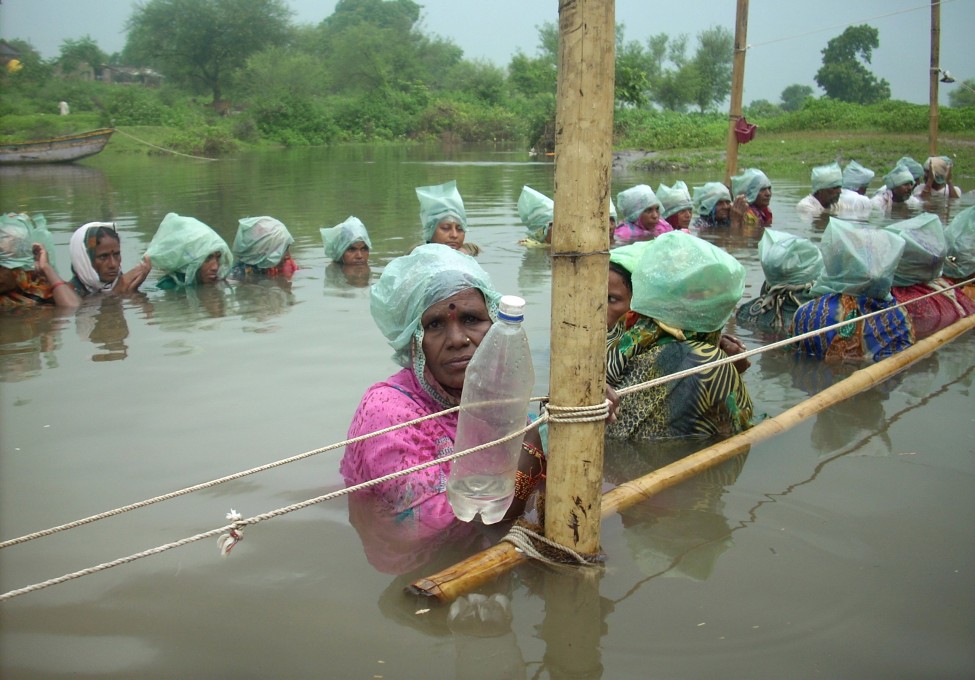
[112, 127, 219, 162]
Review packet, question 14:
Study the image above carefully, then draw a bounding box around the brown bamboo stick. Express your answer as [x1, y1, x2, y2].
[545, 0, 615, 554]
[928, 0, 941, 156]
[724, 0, 749, 186]
[408, 315, 975, 603]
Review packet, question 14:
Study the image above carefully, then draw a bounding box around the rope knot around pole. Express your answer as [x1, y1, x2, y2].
[501, 522, 605, 568]
[217, 509, 245, 557]
[543, 399, 612, 423]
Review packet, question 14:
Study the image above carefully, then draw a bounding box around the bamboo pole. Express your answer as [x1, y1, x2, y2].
[928, 0, 941, 156]
[408, 314, 975, 603]
[724, 0, 749, 186]
[544, 0, 615, 554]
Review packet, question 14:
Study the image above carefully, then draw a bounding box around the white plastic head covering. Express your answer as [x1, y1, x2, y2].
[758, 228, 823, 287]
[730, 168, 771, 204]
[884, 165, 915, 190]
[320, 216, 371, 261]
[812, 218, 906, 300]
[882, 213, 947, 286]
[233, 216, 294, 268]
[70, 222, 120, 293]
[370, 243, 502, 367]
[145, 212, 232, 286]
[944, 206, 975, 279]
[416, 180, 467, 242]
[923, 156, 952, 184]
[896, 156, 924, 181]
[629, 231, 745, 333]
[517, 186, 554, 241]
[692, 182, 732, 216]
[616, 185, 662, 224]
[810, 162, 843, 192]
[609, 198, 617, 220]
[842, 161, 875, 190]
[656, 181, 693, 219]
[0, 213, 39, 270]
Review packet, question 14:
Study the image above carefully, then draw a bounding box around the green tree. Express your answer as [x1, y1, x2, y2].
[947, 80, 975, 108]
[780, 84, 814, 111]
[646, 34, 697, 112]
[57, 36, 108, 77]
[124, 0, 293, 103]
[690, 26, 733, 112]
[506, 24, 557, 99]
[814, 25, 890, 104]
[745, 99, 781, 118]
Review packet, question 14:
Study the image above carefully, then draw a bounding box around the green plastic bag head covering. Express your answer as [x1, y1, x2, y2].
[145, 212, 232, 286]
[943, 205, 975, 279]
[896, 156, 924, 181]
[884, 165, 915, 190]
[609, 198, 617, 220]
[629, 231, 745, 333]
[320, 216, 371, 261]
[758, 228, 823, 287]
[812, 218, 906, 300]
[656, 181, 693, 219]
[923, 155, 952, 184]
[692, 182, 732, 216]
[517, 186, 554, 241]
[0, 212, 54, 270]
[882, 213, 947, 286]
[608, 241, 652, 274]
[370, 243, 502, 367]
[416, 180, 467, 242]
[810, 162, 843, 192]
[842, 161, 875, 190]
[232, 216, 294, 268]
[616, 185, 662, 224]
[730, 168, 771, 203]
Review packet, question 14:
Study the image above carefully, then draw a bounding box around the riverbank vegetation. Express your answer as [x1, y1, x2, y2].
[1, 0, 973, 163]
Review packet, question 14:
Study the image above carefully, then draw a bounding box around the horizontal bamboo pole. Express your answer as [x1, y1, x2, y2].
[407, 314, 975, 603]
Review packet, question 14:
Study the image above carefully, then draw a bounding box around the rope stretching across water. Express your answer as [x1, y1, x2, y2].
[1, 278, 972, 600]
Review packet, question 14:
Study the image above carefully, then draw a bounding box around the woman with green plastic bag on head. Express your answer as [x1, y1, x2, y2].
[657, 181, 694, 231]
[606, 231, 754, 440]
[146, 212, 232, 289]
[736, 228, 823, 333]
[0, 212, 80, 309]
[691, 182, 746, 229]
[228, 216, 297, 280]
[321, 216, 372, 288]
[414, 180, 480, 256]
[730, 167, 773, 228]
[517, 185, 554, 246]
[792, 218, 914, 363]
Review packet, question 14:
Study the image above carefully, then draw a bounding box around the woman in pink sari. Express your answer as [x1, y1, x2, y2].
[341, 244, 546, 530]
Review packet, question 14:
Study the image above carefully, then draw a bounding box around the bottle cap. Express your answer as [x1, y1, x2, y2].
[497, 295, 525, 322]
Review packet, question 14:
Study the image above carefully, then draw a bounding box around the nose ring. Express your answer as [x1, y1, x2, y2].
[465, 337, 471, 344]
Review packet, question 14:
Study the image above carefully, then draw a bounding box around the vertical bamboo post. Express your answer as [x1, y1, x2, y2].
[724, 0, 749, 186]
[928, 0, 941, 156]
[545, 0, 615, 555]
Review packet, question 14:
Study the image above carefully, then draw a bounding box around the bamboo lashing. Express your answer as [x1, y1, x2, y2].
[408, 314, 975, 603]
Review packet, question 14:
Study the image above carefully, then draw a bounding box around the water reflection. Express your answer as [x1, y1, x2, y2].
[324, 262, 372, 291]
[74, 295, 136, 362]
[0, 308, 67, 382]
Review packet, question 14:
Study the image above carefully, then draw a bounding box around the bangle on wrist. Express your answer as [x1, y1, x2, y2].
[50, 280, 67, 292]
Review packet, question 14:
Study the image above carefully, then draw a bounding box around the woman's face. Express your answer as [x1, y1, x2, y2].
[341, 241, 370, 266]
[430, 220, 465, 250]
[672, 208, 692, 230]
[607, 269, 632, 330]
[420, 288, 492, 396]
[92, 236, 122, 283]
[754, 186, 772, 208]
[196, 252, 222, 284]
[637, 206, 660, 230]
[713, 199, 732, 222]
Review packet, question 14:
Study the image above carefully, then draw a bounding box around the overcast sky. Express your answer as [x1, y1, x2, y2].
[2, 0, 972, 105]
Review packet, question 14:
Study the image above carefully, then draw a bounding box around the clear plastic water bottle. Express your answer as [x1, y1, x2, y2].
[447, 295, 535, 524]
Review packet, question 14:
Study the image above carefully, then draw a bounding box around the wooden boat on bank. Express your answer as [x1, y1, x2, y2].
[0, 128, 114, 165]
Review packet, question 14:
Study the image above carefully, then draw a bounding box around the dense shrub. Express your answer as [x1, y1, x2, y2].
[614, 108, 726, 150]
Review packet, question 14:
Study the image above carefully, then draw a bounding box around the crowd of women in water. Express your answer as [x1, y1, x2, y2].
[2, 153, 974, 531]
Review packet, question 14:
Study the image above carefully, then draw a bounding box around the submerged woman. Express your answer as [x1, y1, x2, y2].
[228, 216, 297, 280]
[606, 231, 753, 439]
[0, 212, 80, 309]
[885, 213, 975, 339]
[613, 184, 674, 242]
[68, 222, 151, 297]
[517, 185, 554, 246]
[146, 213, 232, 288]
[730, 167, 773, 228]
[322, 216, 372, 287]
[657, 181, 694, 231]
[415, 180, 480, 256]
[691, 182, 745, 229]
[341, 244, 545, 527]
[792, 218, 914, 363]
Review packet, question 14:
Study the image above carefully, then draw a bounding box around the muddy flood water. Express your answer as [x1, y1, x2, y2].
[1, 144, 973, 679]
